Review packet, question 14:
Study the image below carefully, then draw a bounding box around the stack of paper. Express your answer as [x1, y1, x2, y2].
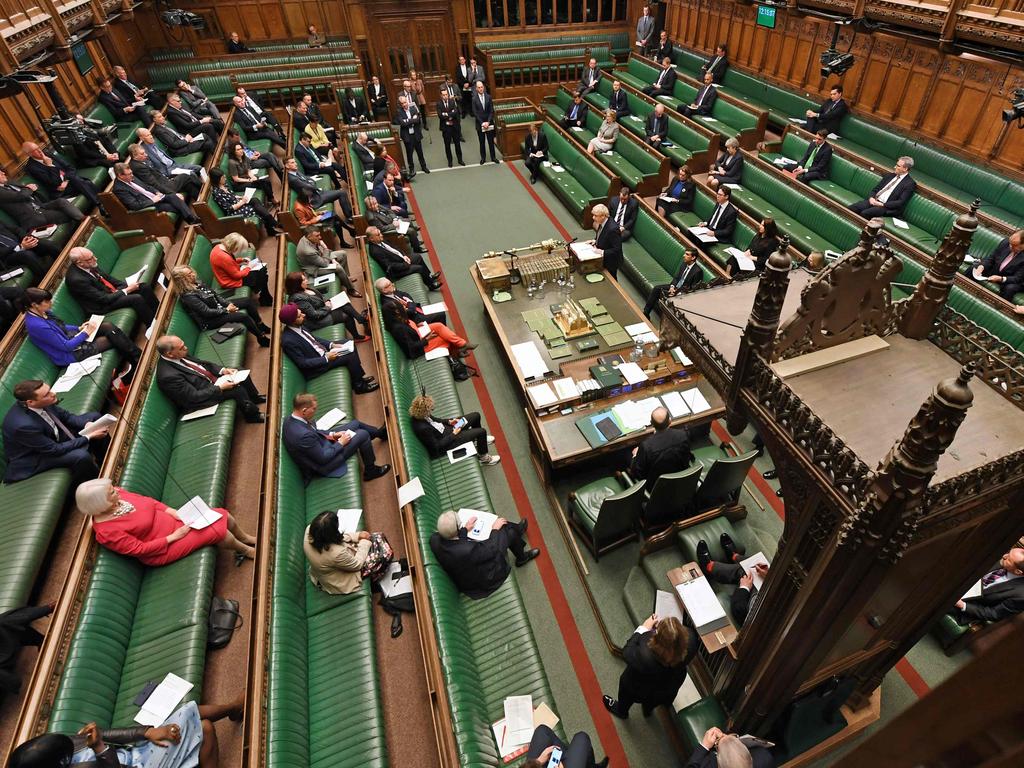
[676, 576, 730, 633]
[616, 362, 649, 385]
[0, 267, 24, 281]
[681, 388, 712, 414]
[671, 347, 693, 366]
[527, 382, 558, 408]
[611, 400, 651, 433]
[688, 226, 718, 243]
[424, 347, 450, 361]
[660, 391, 691, 419]
[52, 354, 102, 393]
[504, 695, 535, 747]
[511, 341, 551, 379]
[176, 496, 223, 530]
[397, 477, 425, 507]
[457, 508, 498, 541]
[335, 508, 363, 534]
[134, 673, 194, 726]
[315, 407, 347, 431]
[182, 404, 218, 421]
[624, 322, 652, 338]
[655, 589, 685, 624]
[726, 247, 756, 272]
[420, 301, 447, 315]
[740, 552, 771, 590]
[214, 369, 250, 388]
[79, 414, 117, 438]
[552, 377, 579, 400]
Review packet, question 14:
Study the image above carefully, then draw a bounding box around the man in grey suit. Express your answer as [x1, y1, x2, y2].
[127, 144, 201, 201]
[111, 163, 199, 223]
[175, 79, 223, 122]
[636, 5, 656, 55]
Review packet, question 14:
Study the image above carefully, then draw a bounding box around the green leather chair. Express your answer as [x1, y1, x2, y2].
[675, 696, 728, 755]
[568, 475, 644, 558]
[693, 450, 757, 511]
[622, 565, 657, 626]
[639, 463, 703, 533]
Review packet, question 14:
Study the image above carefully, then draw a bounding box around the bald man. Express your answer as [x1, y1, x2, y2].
[22, 141, 105, 214]
[629, 406, 693, 494]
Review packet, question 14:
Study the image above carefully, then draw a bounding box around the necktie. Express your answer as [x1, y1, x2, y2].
[876, 175, 901, 202]
[40, 409, 75, 440]
[181, 358, 216, 381]
[982, 568, 1007, 587]
[676, 264, 692, 289]
[152, 145, 173, 169]
[697, 87, 708, 106]
[807, 145, 820, 167]
[91, 269, 118, 292]
[480, 94, 486, 108]
[406, 109, 412, 122]
[709, 204, 724, 229]
[128, 181, 159, 202]
[999, 251, 1016, 271]
[616, 202, 626, 226]
[570, 105, 578, 120]
[709, 56, 720, 73]
[299, 328, 328, 355]
[823, 100, 834, 114]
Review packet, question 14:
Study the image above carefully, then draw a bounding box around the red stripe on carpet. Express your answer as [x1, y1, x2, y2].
[895, 657, 931, 698]
[405, 184, 630, 767]
[505, 161, 576, 241]
[710, 421, 785, 521]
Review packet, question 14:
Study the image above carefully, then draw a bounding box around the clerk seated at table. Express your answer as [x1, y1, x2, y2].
[696, 532, 767, 625]
[430, 509, 539, 599]
[629, 407, 693, 494]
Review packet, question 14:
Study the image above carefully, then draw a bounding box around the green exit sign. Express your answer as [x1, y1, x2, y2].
[757, 5, 777, 28]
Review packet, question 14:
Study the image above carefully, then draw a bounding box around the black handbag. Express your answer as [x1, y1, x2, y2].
[211, 323, 244, 343]
[207, 596, 243, 649]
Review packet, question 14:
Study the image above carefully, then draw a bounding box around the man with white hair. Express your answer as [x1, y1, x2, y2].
[65, 245, 159, 327]
[429, 510, 539, 598]
[590, 203, 623, 279]
[232, 95, 286, 149]
[685, 726, 775, 767]
[849, 156, 917, 219]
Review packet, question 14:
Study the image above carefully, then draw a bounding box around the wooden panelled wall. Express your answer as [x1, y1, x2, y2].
[663, 0, 1024, 175]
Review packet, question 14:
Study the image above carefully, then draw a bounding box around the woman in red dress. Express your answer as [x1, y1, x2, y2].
[209, 232, 273, 307]
[76, 478, 256, 566]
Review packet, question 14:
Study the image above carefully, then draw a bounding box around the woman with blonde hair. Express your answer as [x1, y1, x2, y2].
[409, 394, 499, 465]
[708, 136, 744, 189]
[602, 614, 698, 718]
[209, 232, 273, 306]
[587, 110, 620, 155]
[172, 265, 270, 346]
[76, 478, 256, 566]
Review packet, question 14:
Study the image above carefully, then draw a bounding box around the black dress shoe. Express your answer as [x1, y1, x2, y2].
[423, 168, 431, 174]
[377, 424, 388, 441]
[258, 322, 272, 333]
[515, 548, 540, 567]
[696, 539, 712, 575]
[363, 463, 391, 480]
[517, 518, 529, 535]
[448, 162, 453, 168]
[354, 379, 380, 394]
[720, 532, 745, 563]
[763, 469, 778, 480]
[457, 160, 465, 166]
[602, 695, 627, 720]
[257, 335, 270, 348]
[595, 759, 609, 768]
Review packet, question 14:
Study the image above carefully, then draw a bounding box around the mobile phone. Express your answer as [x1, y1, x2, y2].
[454, 417, 468, 430]
[450, 446, 468, 459]
[546, 747, 563, 768]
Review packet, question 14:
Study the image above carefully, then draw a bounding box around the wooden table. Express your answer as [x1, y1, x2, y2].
[471, 262, 725, 474]
[668, 562, 739, 654]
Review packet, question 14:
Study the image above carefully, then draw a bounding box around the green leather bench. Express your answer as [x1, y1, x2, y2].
[666, 190, 758, 270]
[542, 89, 661, 191]
[47, 236, 242, 732]
[0, 207, 72, 290]
[622, 209, 714, 295]
[528, 126, 613, 223]
[265, 244, 388, 768]
[367, 254, 558, 766]
[148, 50, 356, 92]
[85, 103, 144, 156]
[478, 31, 630, 58]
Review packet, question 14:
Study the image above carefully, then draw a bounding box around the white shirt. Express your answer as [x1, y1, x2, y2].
[876, 173, 907, 204]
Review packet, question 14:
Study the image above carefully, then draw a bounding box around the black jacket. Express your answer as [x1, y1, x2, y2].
[524, 131, 548, 160]
[706, 202, 737, 242]
[689, 85, 718, 116]
[662, 176, 695, 212]
[595, 218, 623, 274]
[25, 151, 82, 197]
[630, 426, 693, 492]
[867, 173, 916, 216]
[618, 628, 698, 707]
[179, 284, 231, 328]
[608, 195, 639, 233]
[342, 95, 369, 124]
[958, 573, 1024, 623]
[562, 100, 589, 128]
[646, 112, 669, 141]
[978, 238, 1024, 287]
[811, 97, 848, 134]
[671, 260, 704, 292]
[156, 355, 222, 411]
[471, 92, 495, 126]
[651, 66, 678, 91]
[430, 527, 511, 599]
[714, 151, 744, 184]
[701, 54, 729, 83]
[386, 318, 429, 359]
[65, 264, 128, 313]
[608, 88, 630, 118]
[798, 141, 832, 177]
[393, 104, 424, 142]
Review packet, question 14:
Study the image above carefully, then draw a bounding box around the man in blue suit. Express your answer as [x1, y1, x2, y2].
[2, 380, 109, 486]
[278, 303, 379, 393]
[282, 392, 390, 482]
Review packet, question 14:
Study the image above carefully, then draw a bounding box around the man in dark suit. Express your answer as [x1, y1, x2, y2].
[607, 187, 638, 241]
[953, 547, 1024, 624]
[642, 58, 678, 98]
[372, 172, 411, 218]
[793, 130, 832, 183]
[394, 95, 430, 177]
[430, 509, 538, 599]
[22, 142, 105, 214]
[97, 78, 152, 127]
[471, 81, 500, 165]
[681, 72, 717, 118]
[592, 203, 623, 279]
[285, 158, 354, 219]
[366, 226, 441, 290]
[0, 169, 83, 230]
[111, 65, 161, 111]
[69, 113, 121, 168]
[1, 379, 108, 486]
[849, 157, 917, 219]
[696, 533, 768, 626]
[702, 186, 737, 242]
[700, 44, 729, 83]
[645, 104, 669, 148]
[629, 407, 693, 492]
[66, 245, 159, 327]
[368, 75, 389, 118]
[227, 31, 250, 53]
[292, 102, 311, 134]
[127, 144, 200, 202]
[643, 248, 703, 317]
[654, 31, 674, 64]
[608, 80, 630, 119]
[151, 111, 209, 157]
[0, 223, 55, 278]
[175, 79, 222, 122]
[375, 276, 445, 325]
[468, 58, 486, 92]
[364, 196, 426, 253]
[137, 127, 204, 178]
[437, 89, 465, 168]
[295, 133, 346, 189]
[455, 56, 474, 116]
[165, 93, 219, 147]
[155, 335, 265, 423]
[523, 124, 548, 184]
[972, 230, 1024, 300]
[232, 96, 286, 149]
[685, 727, 775, 768]
[804, 85, 848, 135]
[578, 58, 602, 97]
[111, 163, 200, 224]
[237, 87, 282, 132]
[352, 132, 377, 168]
[278, 303, 379, 392]
[282, 392, 390, 482]
[561, 91, 589, 131]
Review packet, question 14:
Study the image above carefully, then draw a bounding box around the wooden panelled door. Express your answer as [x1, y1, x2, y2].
[364, 1, 460, 116]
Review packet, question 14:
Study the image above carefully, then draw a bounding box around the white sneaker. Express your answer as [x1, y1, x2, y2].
[479, 453, 501, 465]
[487, 436, 496, 444]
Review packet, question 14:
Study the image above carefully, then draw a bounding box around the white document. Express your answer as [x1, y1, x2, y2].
[457, 508, 498, 541]
[32, 224, 57, 239]
[242, 187, 256, 202]
[170, 168, 193, 176]
[570, 126, 584, 132]
[420, 301, 447, 315]
[379, 560, 413, 598]
[726, 247, 756, 272]
[52, 354, 102, 393]
[688, 226, 718, 243]
[79, 413, 117, 437]
[827, 132, 840, 140]
[315, 407, 347, 431]
[963, 580, 983, 600]
[246, 258, 265, 272]
[332, 340, 355, 355]
[542, 161, 552, 167]
[416, 323, 431, 339]
[312, 274, 333, 287]
[624, 322, 652, 337]
[335, 508, 362, 535]
[84, 314, 105, 342]
[676, 576, 729, 633]
[634, 331, 659, 344]
[327, 290, 350, 308]
[424, 347, 450, 360]
[504, 695, 535, 747]
[527, 382, 558, 408]
[740, 552, 771, 590]
[134, 672, 194, 727]
[660, 390, 691, 419]
[511, 341, 551, 379]
[176, 495, 223, 530]
[181, 404, 219, 421]
[0, 267, 24, 281]
[395, 219, 410, 234]
[702, 116, 719, 122]
[788, 117, 807, 124]
[658, 195, 679, 203]
[214, 369, 250, 388]
[891, 218, 910, 229]
[447, 440, 477, 463]
[551, 165, 565, 173]
[724, 183, 741, 190]
[397, 476, 425, 507]
[616, 362, 648, 386]
[124, 266, 147, 285]
[681, 388, 712, 414]
[773, 157, 797, 166]
[611, 400, 650, 432]
[655, 589, 685, 625]
[571, 241, 603, 262]
[553, 377, 579, 400]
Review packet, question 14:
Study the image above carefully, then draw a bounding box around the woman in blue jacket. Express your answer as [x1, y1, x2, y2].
[22, 287, 140, 381]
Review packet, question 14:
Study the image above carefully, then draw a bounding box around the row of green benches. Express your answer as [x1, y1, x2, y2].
[265, 241, 387, 768]
[477, 31, 630, 58]
[193, 62, 360, 103]
[148, 37, 351, 62]
[46, 232, 235, 732]
[148, 49, 356, 92]
[367, 248, 559, 766]
[0, 225, 164, 615]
